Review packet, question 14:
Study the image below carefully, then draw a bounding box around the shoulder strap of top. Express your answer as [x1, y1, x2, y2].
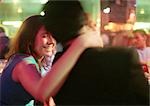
[4, 54, 27, 70]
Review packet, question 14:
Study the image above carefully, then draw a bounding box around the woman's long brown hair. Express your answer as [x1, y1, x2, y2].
[6, 15, 44, 59]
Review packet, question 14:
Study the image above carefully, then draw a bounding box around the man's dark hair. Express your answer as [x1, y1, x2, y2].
[42, 0, 87, 44]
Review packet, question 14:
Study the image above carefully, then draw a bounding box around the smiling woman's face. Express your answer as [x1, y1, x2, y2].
[34, 26, 56, 58]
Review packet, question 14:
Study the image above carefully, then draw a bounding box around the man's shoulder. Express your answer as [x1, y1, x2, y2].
[78, 47, 139, 66]
[82, 47, 136, 56]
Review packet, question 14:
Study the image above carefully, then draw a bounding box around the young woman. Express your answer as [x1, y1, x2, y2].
[0, 15, 102, 105]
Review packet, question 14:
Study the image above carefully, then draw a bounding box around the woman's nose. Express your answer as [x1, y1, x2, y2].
[47, 38, 55, 47]
[47, 41, 54, 47]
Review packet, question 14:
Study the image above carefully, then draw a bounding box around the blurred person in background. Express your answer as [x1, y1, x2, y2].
[0, 26, 10, 59]
[0, 26, 10, 74]
[133, 29, 150, 79]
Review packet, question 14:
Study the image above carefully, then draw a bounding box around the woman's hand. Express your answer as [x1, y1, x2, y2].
[43, 97, 55, 106]
[77, 25, 103, 48]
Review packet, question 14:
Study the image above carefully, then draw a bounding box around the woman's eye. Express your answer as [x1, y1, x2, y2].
[42, 34, 48, 38]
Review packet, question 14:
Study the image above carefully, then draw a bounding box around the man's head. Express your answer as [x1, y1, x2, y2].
[133, 29, 147, 49]
[42, 0, 87, 44]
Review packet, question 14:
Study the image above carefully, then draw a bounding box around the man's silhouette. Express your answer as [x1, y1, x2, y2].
[42, 0, 149, 105]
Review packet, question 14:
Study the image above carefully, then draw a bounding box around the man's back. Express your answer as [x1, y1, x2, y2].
[54, 47, 149, 105]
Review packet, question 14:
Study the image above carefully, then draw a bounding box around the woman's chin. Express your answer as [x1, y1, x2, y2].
[44, 52, 53, 57]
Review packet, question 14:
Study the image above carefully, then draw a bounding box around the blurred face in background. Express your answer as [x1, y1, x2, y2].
[34, 26, 56, 58]
[134, 32, 147, 49]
